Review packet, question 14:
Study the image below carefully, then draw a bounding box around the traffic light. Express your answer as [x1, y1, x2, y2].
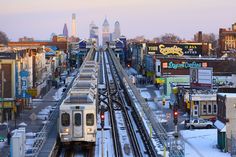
[162, 98, 166, 106]
[100, 111, 105, 129]
[173, 108, 178, 125]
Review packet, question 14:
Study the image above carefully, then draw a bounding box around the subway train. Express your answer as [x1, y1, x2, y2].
[59, 51, 98, 145]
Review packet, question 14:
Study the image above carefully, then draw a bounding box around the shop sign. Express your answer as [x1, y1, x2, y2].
[190, 67, 213, 89]
[147, 43, 202, 56]
[156, 78, 165, 84]
[3, 102, 12, 108]
[159, 44, 183, 56]
[0, 136, 5, 142]
[163, 61, 202, 69]
[27, 88, 37, 97]
[0, 53, 16, 59]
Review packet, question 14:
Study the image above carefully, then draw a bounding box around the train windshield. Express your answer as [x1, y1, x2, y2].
[61, 113, 70, 126]
[86, 113, 94, 126]
[74, 113, 82, 126]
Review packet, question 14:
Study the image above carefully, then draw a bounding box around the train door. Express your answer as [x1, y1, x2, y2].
[73, 111, 83, 138]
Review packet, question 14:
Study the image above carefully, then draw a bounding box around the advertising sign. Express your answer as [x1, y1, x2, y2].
[0, 53, 16, 59]
[190, 67, 213, 89]
[163, 61, 202, 69]
[147, 43, 202, 56]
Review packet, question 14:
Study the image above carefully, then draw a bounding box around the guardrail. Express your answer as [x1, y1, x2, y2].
[25, 48, 95, 157]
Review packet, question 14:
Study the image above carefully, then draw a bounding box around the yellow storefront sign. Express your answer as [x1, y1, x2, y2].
[156, 78, 165, 84]
[27, 88, 37, 97]
[3, 102, 12, 108]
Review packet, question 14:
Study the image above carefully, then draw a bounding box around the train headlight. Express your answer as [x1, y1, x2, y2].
[64, 128, 69, 133]
[87, 128, 92, 132]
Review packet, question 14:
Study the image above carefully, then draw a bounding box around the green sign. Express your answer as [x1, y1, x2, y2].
[0, 98, 3, 101]
[0, 135, 5, 142]
[167, 61, 201, 69]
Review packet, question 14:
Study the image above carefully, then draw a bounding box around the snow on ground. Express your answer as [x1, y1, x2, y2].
[147, 101, 157, 110]
[140, 90, 151, 99]
[53, 86, 64, 100]
[180, 129, 230, 157]
[0, 141, 6, 149]
[154, 90, 161, 98]
[115, 111, 133, 156]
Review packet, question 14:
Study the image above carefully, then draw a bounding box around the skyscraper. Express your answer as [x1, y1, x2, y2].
[63, 23, 68, 38]
[102, 18, 110, 46]
[89, 21, 99, 46]
[113, 21, 121, 40]
[71, 13, 77, 37]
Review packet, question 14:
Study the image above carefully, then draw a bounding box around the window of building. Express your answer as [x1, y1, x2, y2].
[208, 103, 212, 114]
[158, 65, 161, 72]
[74, 113, 81, 126]
[61, 113, 70, 126]
[86, 114, 94, 126]
[213, 103, 217, 114]
[202, 102, 207, 115]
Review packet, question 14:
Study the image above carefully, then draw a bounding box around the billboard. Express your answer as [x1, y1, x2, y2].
[147, 43, 202, 56]
[190, 67, 213, 89]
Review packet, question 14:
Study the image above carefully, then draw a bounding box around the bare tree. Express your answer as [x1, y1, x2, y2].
[0, 31, 9, 45]
[153, 37, 161, 43]
[160, 33, 181, 43]
[202, 33, 216, 43]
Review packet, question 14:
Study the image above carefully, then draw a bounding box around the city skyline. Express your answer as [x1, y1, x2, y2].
[0, 0, 235, 41]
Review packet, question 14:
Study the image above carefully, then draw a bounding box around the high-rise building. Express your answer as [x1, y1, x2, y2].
[63, 23, 68, 38]
[89, 21, 99, 46]
[71, 13, 77, 37]
[102, 18, 110, 46]
[113, 21, 121, 40]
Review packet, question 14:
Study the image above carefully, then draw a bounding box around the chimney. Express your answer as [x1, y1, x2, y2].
[198, 31, 202, 43]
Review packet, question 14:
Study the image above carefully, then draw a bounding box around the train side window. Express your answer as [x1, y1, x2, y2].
[61, 113, 70, 126]
[86, 114, 94, 126]
[74, 113, 82, 126]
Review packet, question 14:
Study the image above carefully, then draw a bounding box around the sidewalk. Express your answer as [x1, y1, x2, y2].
[0, 87, 59, 157]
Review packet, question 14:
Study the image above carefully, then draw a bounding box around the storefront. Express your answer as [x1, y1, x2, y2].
[0, 52, 17, 122]
[185, 92, 217, 120]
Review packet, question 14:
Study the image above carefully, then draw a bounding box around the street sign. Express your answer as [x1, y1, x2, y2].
[20, 70, 29, 77]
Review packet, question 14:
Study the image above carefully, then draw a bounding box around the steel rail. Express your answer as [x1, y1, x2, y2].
[106, 51, 142, 157]
[102, 51, 122, 157]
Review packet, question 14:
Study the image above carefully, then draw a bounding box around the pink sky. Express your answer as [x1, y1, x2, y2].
[0, 0, 236, 41]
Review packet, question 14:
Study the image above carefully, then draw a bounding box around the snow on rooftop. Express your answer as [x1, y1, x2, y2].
[180, 129, 230, 157]
[218, 93, 236, 97]
[125, 67, 138, 75]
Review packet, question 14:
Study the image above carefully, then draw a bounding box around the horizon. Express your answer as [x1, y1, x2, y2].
[0, 0, 235, 41]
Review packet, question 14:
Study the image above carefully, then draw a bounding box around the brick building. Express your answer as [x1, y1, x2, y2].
[219, 22, 236, 57]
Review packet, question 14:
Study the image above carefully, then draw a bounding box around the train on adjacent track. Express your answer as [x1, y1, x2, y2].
[58, 50, 98, 145]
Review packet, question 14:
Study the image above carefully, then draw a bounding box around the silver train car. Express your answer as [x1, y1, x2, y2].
[59, 52, 98, 145]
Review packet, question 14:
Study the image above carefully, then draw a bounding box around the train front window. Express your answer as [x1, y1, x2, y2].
[61, 113, 70, 126]
[86, 114, 94, 126]
[74, 113, 81, 126]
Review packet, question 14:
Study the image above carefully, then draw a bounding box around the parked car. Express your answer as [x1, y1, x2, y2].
[185, 118, 213, 129]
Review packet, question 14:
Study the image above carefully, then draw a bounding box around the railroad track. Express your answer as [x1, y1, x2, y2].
[104, 50, 143, 157]
[60, 145, 93, 157]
